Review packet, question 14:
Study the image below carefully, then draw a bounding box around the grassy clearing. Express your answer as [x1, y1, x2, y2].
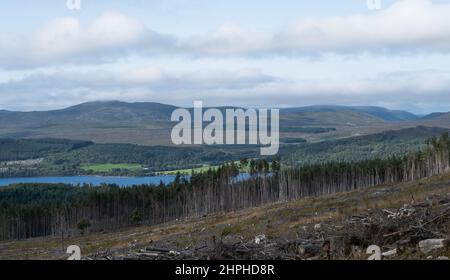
[157, 164, 215, 175]
[157, 161, 241, 175]
[80, 163, 143, 172]
[156, 160, 257, 175]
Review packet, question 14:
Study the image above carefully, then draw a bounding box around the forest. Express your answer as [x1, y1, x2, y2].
[0, 133, 449, 241]
[0, 126, 447, 177]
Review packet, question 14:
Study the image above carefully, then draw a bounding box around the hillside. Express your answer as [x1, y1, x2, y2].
[1, 133, 449, 242]
[1, 101, 444, 145]
[1, 131, 449, 260]
[280, 110, 384, 127]
[282, 126, 450, 165]
[418, 112, 450, 128]
[0, 101, 176, 124]
[281, 105, 419, 121]
[0, 101, 176, 145]
[1, 172, 448, 260]
[420, 112, 448, 120]
[1, 126, 448, 177]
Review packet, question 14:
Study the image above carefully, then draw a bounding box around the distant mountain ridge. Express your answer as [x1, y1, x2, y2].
[0, 101, 179, 145]
[281, 105, 419, 121]
[420, 112, 450, 120]
[0, 101, 423, 122]
[0, 101, 448, 146]
[0, 101, 177, 124]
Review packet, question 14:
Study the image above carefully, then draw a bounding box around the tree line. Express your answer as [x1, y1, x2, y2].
[0, 133, 449, 241]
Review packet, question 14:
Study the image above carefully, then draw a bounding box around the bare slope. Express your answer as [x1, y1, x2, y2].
[1, 172, 448, 260]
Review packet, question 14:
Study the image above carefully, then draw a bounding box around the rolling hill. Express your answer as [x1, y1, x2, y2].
[0, 101, 177, 145]
[418, 112, 450, 127]
[281, 105, 419, 121]
[0, 101, 447, 145]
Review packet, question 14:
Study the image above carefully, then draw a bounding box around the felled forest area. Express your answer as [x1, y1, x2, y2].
[0, 134, 449, 241]
[89, 193, 450, 260]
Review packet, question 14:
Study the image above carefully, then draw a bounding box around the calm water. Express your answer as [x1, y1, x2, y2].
[0, 175, 180, 187]
[0, 173, 263, 187]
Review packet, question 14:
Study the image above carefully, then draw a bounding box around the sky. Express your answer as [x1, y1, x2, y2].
[1, 0, 450, 113]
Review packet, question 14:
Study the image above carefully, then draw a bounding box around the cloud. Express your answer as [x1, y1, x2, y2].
[2, 0, 450, 69]
[193, 0, 450, 57]
[227, 70, 450, 113]
[0, 12, 176, 69]
[1, 68, 450, 113]
[0, 67, 278, 110]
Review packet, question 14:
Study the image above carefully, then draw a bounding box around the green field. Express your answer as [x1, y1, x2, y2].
[157, 164, 216, 175]
[157, 161, 255, 175]
[81, 163, 143, 172]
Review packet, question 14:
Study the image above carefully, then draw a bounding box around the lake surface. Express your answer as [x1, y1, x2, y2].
[0, 173, 264, 187]
[0, 175, 180, 187]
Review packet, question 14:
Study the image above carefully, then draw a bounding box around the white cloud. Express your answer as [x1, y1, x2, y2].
[0, 12, 175, 69]
[30, 12, 146, 57]
[194, 0, 450, 56]
[0, 67, 277, 110]
[1, 68, 450, 113]
[2, 1, 450, 69]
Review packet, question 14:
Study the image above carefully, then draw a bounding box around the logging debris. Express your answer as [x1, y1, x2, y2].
[88, 194, 450, 260]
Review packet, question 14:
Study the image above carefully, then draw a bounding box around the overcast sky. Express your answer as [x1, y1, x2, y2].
[1, 0, 450, 113]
